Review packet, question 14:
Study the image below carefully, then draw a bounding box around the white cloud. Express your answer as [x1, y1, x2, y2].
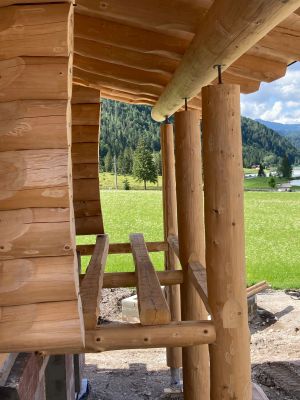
[241, 62, 300, 124]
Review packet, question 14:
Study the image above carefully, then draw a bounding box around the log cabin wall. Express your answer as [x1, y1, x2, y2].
[72, 84, 104, 235]
[0, 1, 84, 352]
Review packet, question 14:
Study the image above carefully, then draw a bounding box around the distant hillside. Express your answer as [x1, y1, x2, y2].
[100, 100, 299, 170]
[256, 118, 300, 149]
[242, 117, 299, 167]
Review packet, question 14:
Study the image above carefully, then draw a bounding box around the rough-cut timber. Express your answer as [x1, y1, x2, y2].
[0, 4, 72, 59]
[0, 57, 72, 102]
[160, 123, 182, 369]
[0, 2, 84, 353]
[0, 300, 84, 353]
[202, 84, 252, 399]
[152, 0, 300, 120]
[174, 110, 209, 400]
[77, 240, 168, 256]
[86, 321, 216, 352]
[0, 100, 70, 151]
[130, 233, 171, 326]
[188, 261, 211, 315]
[80, 234, 109, 329]
[0, 256, 78, 306]
[72, 84, 104, 235]
[0, 208, 74, 260]
[0, 149, 69, 209]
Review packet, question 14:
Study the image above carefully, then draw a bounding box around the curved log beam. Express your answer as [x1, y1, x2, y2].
[152, 0, 300, 121]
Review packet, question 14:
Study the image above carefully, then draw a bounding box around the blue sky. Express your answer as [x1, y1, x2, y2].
[241, 62, 300, 124]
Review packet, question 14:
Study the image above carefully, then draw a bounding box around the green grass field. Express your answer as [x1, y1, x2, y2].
[78, 190, 300, 289]
[100, 172, 162, 190]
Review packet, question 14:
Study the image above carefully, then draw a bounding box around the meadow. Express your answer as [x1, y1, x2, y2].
[78, 190, 300, 289]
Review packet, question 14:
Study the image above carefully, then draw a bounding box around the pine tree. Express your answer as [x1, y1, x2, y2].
[123, 148, 133, 175]
[104, 151, 113, 172]
[257, 163, 266, 177]
[133, 138, 158, 190]
[277, 155, 293, 178]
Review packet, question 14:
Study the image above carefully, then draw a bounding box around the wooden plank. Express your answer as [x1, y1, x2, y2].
[74, 54, 169, 87]
[79, 270, 184, 288]
[73, 179, 100, 202]
[74, 67, 163, 98]
[77, 241, 168, 255]
[72, 104, 100, 125]
[75, 0, 207, 35]
[0, 149, 70, 209]
[73, 163, 98, 179]
[0, 256, 78, 306]
[130, 233, 171, 326]
[247, 281, 269, 298]
[72, 125, 99, 143]
[85, 321, 216, 352]
[74, 37, 178, 74]
[188, 261, 211, 315]
[0, 300, 84, 353]
[73, 200, 101, 218]
[0, 0, 72, 5]
[72, 143, 98, 164]
[0, 100, 70, 151]
[74, 13, 188, 59]
[0, 4, 72, 60]
[72, 84, 100, 104]
[167, 235, 179, 258]
[80, 234, 109, 329]
[0, 353, 48, 400]
[75, 215, 104, 236]
[0, 208, 74, 260]
[0, 57, 71, 102]
[152, 0, 300, 121]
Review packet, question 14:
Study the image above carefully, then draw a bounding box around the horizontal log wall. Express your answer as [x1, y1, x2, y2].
[72, 84, 104, 235]
[0, 2, 84, 352]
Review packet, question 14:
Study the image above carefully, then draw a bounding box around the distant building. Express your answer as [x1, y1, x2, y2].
[277, 183, 292, 192]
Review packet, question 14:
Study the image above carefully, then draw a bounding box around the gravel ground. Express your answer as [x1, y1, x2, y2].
[84, 289, 300, 400]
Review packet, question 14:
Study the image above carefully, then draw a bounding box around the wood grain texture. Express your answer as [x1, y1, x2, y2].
[130, 233, 171, 326]
[77, 241, 168, 256]
[174, 110, 209, 400]
[85, 321, 216, 352]
[0, 100, 70, 151]
[0, 57, 71, 102]
[72, 84, 100, 104]
[80, 234, 109, 329]
[73, 179, 100, 201]
[0, 256, 78, 306]
[188, 261, 211, 315]
[0, 149, 69, 209]
[73, 163, 98, 179]
[0, 208, 74, 260]
[0, 300, 84, 353]
[160, 123, 182, 368]
[72, 143, 98, 164]
[0, 4, 72, 60]
[152, 0, 300, 120]
[202, 84, 251, 400]
[72, 104, 100, 125]
[72, 125, 99, 143]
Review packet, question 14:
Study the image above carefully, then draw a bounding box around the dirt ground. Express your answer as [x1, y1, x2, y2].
[84, 289, 300, 400]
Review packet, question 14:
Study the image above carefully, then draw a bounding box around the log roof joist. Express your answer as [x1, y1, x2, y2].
[73, 0, 300, 110]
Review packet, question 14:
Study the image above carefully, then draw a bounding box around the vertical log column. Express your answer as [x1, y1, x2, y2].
[174, 111, 209, 400]
[160, 123, 182, 382]
[202, 84, 252, 399]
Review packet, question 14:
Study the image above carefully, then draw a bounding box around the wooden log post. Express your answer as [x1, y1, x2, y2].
[202, 84, 252, 399]
[160, 123, 182, 377]
[174, 110, 209, 400]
